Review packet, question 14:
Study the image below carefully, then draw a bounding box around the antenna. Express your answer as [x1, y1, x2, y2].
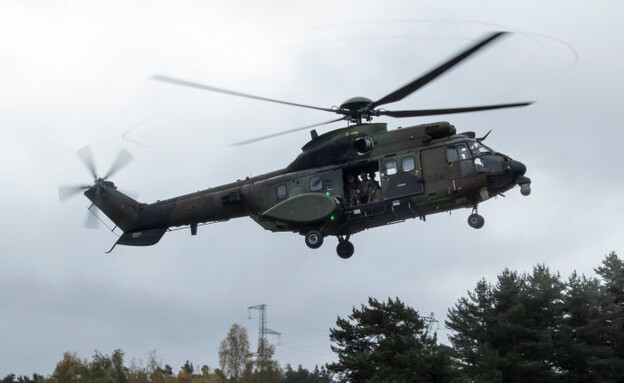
[248, 304, 281, 360]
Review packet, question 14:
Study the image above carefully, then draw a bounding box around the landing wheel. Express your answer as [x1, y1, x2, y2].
[336, 239, 354, 259]
[305, 230, 324, 249]
[468, 213, 485, 229]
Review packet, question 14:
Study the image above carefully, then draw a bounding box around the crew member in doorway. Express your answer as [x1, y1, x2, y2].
[367, 172, 381, 203]
[358, 172, 369, 203]
[345, 174, 361, 206]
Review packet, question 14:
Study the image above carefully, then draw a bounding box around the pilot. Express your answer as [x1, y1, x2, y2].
[367, 172, 380, 202]
[345, 174, 361, 206]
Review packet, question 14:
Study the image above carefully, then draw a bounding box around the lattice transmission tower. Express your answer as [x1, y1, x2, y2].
[424, 312, 440, 335]
[248, 304, 281, 359]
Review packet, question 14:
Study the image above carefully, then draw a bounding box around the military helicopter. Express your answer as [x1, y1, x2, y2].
[60, 31, 532, 258]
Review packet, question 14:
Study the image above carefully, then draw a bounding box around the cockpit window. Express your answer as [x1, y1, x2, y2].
[468, 140, 493, 157]
[457, 143, 471, 160]
[447, 147, 459, 163]
[447, 143, 472, 162]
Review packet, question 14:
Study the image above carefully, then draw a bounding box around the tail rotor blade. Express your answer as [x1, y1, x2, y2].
[76, 146, 98, 180]
[59, 184, 91, 201]
[103, 148, 133, 180]
[83, 205, 101, 229]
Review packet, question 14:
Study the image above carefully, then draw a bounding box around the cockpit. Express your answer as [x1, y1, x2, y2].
[467, 139, 495, 157]
[446, 138, 503, 176]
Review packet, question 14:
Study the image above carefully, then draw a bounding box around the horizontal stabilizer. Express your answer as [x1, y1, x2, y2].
[116, 228, 168, 247]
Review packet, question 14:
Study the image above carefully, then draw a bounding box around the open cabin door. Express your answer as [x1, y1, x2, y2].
[380, 153, 424, 200]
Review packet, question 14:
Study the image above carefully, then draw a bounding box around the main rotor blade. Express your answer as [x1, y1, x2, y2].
[59, 184, 91, 201]
[377, 101, 533, 118]
[230, 117, 347, 146]
[76, 146, 97, 180]
[152, 74, 336, 114]
[103, 148, 133, 180]
[369, 31, 509, 109]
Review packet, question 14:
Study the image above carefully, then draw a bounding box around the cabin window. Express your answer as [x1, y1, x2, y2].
[384, 159, 398, 175]
[402, 157, 415, 172]
[309, 176, 323, 192]
[276, 184, 287, 199]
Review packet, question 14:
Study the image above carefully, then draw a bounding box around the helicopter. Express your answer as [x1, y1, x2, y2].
[59, 31, 532, 258]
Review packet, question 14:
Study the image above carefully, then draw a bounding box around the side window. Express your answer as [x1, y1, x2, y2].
[276, 184, 287, 200]
[447, 146, 459, 163]
[384, 159, 398, 175]
[309, 176, 323, 192]
[402, 156, 415, 172]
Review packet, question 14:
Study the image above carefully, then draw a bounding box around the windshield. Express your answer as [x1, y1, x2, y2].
[468, 140, 493, 157]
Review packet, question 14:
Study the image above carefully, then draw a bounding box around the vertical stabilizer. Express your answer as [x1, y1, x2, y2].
[84, 179, 139, 232]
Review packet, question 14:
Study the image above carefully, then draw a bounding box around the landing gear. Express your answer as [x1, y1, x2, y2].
[305, 230, 324, 249]
[468, 206, 485, 229]
[304, 231, 355, 258]
[336, 235, 354, 259]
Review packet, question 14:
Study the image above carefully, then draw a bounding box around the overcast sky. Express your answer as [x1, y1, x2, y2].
[1, 0, 623, 376]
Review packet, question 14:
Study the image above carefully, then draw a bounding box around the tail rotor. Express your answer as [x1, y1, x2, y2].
[59, 146, 134, 229]
[84, 204, 102, 229]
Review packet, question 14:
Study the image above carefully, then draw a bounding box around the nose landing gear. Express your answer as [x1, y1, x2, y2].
[468, 205, 485, 229]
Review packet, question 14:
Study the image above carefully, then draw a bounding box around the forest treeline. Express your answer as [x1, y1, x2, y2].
[3, 252, 623, 382]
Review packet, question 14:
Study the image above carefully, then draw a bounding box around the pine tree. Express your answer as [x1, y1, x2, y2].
[448, 267, 565, 383]
[328, 297, 455, 382]
[446, 279, 499, 381]
[591, 252, 624, 381]
[515, 265, 564, 382]
[558, 271, 603, 382]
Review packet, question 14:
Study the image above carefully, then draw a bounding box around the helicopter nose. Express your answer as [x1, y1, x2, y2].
[508, 160, 526, 179]
[508, 160, 531, 196]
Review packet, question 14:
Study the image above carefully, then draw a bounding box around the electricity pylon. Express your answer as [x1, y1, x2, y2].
[248, 304, 281, 360]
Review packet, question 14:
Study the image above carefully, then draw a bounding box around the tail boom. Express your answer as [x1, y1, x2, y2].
[85, 180, 249, 249]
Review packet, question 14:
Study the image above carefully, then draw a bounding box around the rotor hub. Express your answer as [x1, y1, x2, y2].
[340, 97, 373, 123]
[340, 96, 373, 111]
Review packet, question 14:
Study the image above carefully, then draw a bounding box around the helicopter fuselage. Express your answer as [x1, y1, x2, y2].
[85, 121, 530, 254]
